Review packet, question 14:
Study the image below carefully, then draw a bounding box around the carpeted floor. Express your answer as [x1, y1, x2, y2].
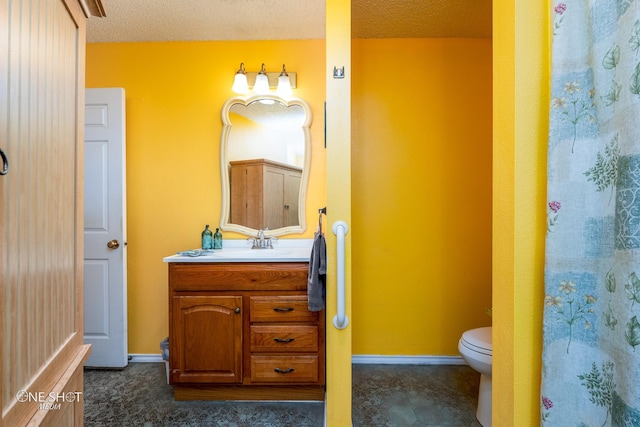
[84, 363, 481, 426]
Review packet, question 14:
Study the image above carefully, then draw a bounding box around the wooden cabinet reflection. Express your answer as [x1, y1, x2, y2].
[230, 159, 301, 230]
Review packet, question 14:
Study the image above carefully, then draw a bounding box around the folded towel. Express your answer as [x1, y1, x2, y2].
[307, 230, 326, 311]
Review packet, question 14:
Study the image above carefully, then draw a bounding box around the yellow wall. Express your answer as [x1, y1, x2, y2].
[351, 38, 493, 355]
[86, 37, 492, 357]
[86, 40, 327, 354]
[493, 0, 548, 425]
[325, 1, 352, 423]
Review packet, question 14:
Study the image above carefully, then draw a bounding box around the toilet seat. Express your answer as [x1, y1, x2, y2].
[460, 327, 492, 357]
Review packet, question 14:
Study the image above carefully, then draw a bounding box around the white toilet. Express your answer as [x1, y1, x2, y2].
[458, 327, 492, 427]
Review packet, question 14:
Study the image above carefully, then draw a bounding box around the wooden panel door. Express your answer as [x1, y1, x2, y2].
[1, 0, 95, 426]
[171, 296, 243, 384]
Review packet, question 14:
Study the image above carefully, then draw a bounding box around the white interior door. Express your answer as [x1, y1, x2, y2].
[84, 88, 127, 368]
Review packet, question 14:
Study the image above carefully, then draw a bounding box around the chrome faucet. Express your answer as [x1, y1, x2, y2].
[249, 229, 277, 249]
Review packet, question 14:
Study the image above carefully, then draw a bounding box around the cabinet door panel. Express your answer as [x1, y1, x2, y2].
[284, 172, 301, 226]
[264, 167, 285, 229]
[171, 296, 242, 383]
[229, 164, 248, 226]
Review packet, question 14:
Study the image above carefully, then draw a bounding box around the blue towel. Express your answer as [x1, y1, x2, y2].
[307, 230, 326, 311]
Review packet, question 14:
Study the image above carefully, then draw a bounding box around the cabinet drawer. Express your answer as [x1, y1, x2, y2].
[170, 263, 308, 291]
[250, 355, 319, 383]
[250, 296, 318, 322]
[250, 325, 318, 352]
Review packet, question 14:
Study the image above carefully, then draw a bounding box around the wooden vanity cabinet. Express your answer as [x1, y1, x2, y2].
[229, 159, 302, 230]
[168, 262, 325, 401]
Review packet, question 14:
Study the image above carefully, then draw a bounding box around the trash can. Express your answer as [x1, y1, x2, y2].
[160, 337, 169, 384]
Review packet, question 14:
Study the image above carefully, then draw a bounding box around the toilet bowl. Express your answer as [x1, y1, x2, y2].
[458, 327, 492, 427]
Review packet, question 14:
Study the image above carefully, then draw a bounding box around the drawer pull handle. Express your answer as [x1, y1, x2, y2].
[274, 367, 295, 374]
[273, 307, 294, 313]
[274, 337, 295, 343]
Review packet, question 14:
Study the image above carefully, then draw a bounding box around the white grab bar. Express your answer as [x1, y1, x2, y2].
[332, 221, 349, 330]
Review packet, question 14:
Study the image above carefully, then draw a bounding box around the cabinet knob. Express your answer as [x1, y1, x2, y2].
[234, 307, 240, 314]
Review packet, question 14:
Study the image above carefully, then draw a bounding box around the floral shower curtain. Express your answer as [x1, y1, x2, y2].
[542, 1, 640, 426]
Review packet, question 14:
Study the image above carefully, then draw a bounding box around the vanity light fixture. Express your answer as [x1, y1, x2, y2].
[231, 63, 249, 94]
[231, 62, 297, 95]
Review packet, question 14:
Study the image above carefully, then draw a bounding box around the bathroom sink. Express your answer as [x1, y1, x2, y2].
[164, 241, 313, 263]
[165, 246, 310, 263]
[210, 249, 291, 258]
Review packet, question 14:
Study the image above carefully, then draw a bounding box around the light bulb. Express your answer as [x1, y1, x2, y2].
[277, 76, 292, 96]
[231, 63, 249, 94]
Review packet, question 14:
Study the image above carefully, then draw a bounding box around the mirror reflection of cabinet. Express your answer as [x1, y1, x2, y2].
[230, 159, 302, 230]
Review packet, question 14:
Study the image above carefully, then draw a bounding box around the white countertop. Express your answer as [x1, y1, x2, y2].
[163, 239, 313, 263]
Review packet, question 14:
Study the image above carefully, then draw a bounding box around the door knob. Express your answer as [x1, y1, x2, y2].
[107, 239, 120, 249]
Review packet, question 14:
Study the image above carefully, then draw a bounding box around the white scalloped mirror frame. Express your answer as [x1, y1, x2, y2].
[219, 94, 312, 237]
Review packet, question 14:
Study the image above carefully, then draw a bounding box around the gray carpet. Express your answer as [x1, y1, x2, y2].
[84, 363, 481, 426]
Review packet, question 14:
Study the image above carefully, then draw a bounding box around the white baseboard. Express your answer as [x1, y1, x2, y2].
[128, 354, 165, 363]
[351, 355, 466, 365]
[128, 353, 465, 365]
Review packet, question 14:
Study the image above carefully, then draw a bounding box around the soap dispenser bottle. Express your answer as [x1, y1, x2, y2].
[201, 224, 213, 250]
[213, 228, 223, 249]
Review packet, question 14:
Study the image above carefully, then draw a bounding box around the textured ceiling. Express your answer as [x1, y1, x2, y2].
[87, 0, 492, 43]
[352, 0, 491, 39]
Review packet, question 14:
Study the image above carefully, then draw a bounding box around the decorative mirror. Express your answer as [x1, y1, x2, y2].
[219, 94, 312, 237]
